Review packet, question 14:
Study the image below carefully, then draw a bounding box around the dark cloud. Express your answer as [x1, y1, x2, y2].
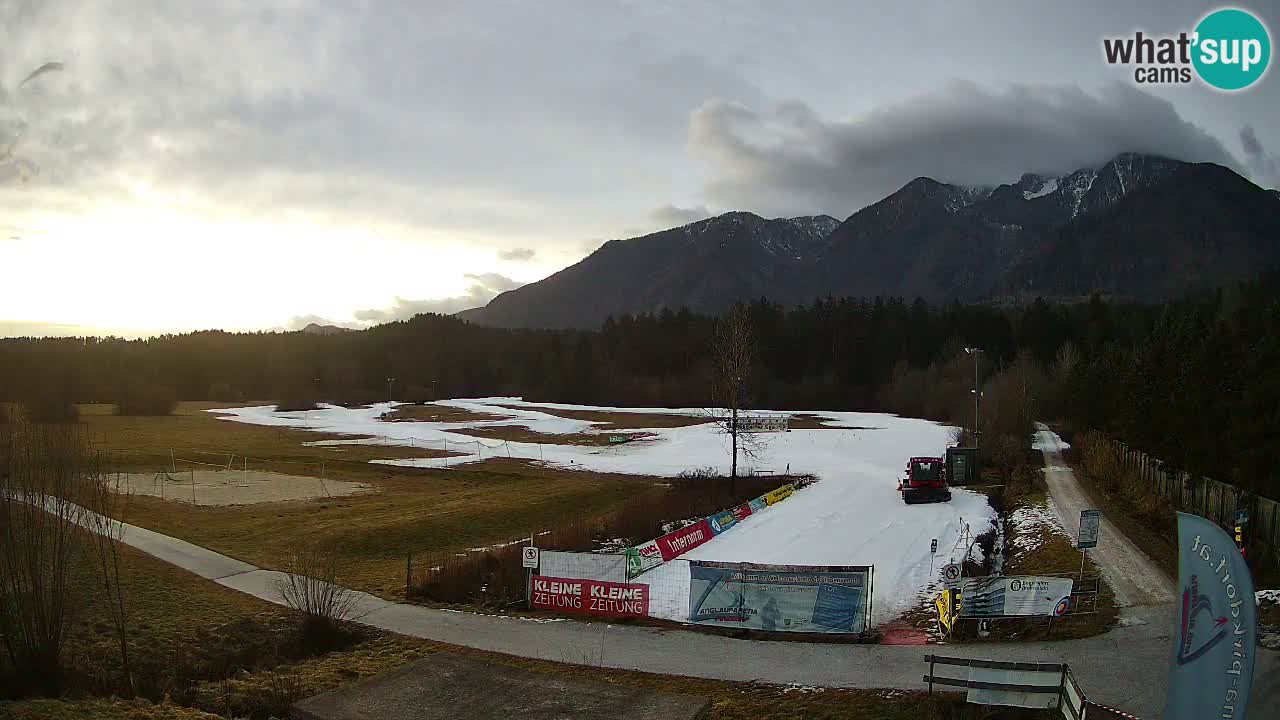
[649, 204, 713, 228]
[1240, 125, 1280, 188]
[690, 82, 1237, 217]
[352, 273, 524, 323]
[498, 247, 537, 262]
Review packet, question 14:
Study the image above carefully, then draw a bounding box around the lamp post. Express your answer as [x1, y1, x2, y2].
[964, 347, 983, 447]
[386, 376, 395, 404]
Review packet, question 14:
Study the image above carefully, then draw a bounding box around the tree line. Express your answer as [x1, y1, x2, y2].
[2, 272, 1276, 498]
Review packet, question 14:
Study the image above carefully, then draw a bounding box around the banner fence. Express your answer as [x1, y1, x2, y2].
[687, 561, 873, 635]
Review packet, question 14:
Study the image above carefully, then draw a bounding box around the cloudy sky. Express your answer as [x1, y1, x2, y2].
[1, 1, 1277, 336]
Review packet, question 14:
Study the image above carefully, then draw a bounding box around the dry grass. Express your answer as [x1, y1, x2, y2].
[0, 698, 224, 720]
[188, 633, 1050, 720]
[68, 402, 666, 599]
[6, 525, 1051, 720]
[447, 424, 656, 447]
[382, 404, 514, 423]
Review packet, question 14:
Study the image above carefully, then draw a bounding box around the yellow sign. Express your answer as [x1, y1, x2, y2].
[936, 589, 961, 633]
[763, 484, 794, 506]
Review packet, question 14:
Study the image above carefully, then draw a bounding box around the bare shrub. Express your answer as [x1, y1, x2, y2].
[0, 417, 118, 697]
[275, 542, 358, 650]
[1077, 431, 1125, 492]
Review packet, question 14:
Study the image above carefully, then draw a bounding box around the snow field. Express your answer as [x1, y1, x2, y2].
[211, 398, 996, 624]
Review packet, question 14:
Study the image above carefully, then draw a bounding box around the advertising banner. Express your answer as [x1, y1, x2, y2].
[656, 519, 714, 561]
[762, 484, 794, 506]
[959, 576, 1073, 618]
[730, 502, 753, 523]
[530, 576, 649, 618]
[708, 509, 737, 534]
[625, 540, 663, 578]
[1165, 512, 1256, 720]
[688, 561, 870, 633]
[748, 497, 768, 513]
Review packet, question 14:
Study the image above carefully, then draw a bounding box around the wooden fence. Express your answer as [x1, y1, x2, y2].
[1113, 439, 1280, 574]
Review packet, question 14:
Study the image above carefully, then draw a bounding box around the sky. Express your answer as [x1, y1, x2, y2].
[1, 0, 1278, 337]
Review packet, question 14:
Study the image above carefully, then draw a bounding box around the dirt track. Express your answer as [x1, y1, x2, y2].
[1034, 423, 1175, 609]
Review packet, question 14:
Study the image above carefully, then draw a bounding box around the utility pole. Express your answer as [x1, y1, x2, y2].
[964, 347, 983, 447]
[387, 376, 395, 404]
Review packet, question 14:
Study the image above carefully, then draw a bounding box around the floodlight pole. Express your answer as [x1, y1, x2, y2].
[965, 348, 983, 447]
[387, 376, 395, 404]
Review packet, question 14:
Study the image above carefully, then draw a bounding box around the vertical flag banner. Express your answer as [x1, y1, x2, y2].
[1165, 512, 1256, 720]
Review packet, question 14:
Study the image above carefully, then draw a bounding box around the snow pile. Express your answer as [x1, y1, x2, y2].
[1259, 589, 1280, 606]
[210, 398, 995, 625]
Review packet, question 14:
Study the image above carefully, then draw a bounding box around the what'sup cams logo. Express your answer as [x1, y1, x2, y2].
[1103, 8, 1271, 91]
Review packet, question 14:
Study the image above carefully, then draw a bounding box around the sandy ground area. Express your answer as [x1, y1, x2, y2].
[119, 469, 373, 506]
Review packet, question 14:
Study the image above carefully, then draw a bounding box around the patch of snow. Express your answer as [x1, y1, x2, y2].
[210, 398, 995, 625]
[1009, 498, 1070, 557]
[781, 684, 824, 694]
[1258, 589, 1280, 605]
[1023, 176, 1060, 200]
[1032, 429, 1070, 452]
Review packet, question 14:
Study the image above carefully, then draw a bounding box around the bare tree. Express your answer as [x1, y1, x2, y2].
[83, 471, 134, 695]
[708, 304, 764, 484]
[276, 541, 358, 649]
[0, 414, 114, 696]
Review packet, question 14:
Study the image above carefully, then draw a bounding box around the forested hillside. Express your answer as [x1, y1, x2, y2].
[2, 273, 1277, 498]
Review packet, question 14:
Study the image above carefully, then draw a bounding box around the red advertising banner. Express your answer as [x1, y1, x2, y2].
[730, 503, 753, 523]
[530, 576, 649, 618]
[656, 518, 714, 561]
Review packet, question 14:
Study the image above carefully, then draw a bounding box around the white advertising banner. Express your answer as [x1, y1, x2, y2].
[959, 576, 1074, 618]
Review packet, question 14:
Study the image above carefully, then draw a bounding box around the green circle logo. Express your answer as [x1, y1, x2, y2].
[1193, 8, 1271, 90]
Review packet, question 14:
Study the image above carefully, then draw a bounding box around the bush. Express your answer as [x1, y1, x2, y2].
[115, 383, 177, 416]
[275, 542, 359, 652]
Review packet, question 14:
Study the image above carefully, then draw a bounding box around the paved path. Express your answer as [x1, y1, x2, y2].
[80, 472, 1276, 720]
[1033, 423, 1176, 609]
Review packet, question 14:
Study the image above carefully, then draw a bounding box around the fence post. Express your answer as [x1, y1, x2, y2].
[927, 655, 935, 696]
[406, 550, 412, 599]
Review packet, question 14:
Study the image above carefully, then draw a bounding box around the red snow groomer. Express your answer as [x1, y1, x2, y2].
[898, 456, 952, 504]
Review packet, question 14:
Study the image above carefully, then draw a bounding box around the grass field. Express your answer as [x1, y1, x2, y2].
[77, 403, 666, 598]
[0, 533, 1053, 720]
[447, 424, 655, 446]
[382, 403, 514, 423]
[491, 403, 711, 429]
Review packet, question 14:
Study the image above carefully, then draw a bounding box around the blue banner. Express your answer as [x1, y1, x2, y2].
[1166, 512, 1256, 720]
[688, 561, 870, 634]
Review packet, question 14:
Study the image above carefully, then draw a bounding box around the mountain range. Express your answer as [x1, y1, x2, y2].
[459, 153, 1280, 329]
